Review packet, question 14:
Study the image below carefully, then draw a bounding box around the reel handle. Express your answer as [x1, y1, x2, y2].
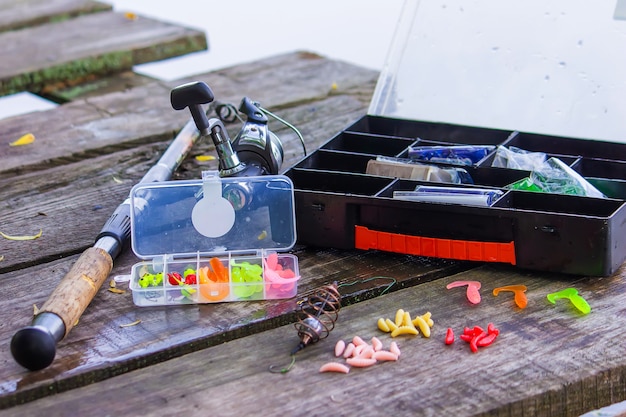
[238, 97, 268, 124]
[170, 81, 215, 133]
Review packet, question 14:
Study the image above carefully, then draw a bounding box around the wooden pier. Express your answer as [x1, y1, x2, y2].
[0, 2, 625, 416]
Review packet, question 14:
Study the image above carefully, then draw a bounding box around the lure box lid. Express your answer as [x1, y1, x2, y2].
[130, 172, 296, 259]
[369, 0, 626, 142]
[284, 1, 626, 276]
[126, 173, 299, 306]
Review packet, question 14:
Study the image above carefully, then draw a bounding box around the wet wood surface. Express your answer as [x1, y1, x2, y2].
[0, 4, 625, 416]
[0, 52, 386, 270]
[0, 48, 471, 409]
[3, 264, 626, 417]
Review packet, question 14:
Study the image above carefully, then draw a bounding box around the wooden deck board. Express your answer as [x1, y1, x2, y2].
[0, 52, 374, 177]
[0, 53, 378, 273]
[0, 10, 207, 96]
[0, 0, 111, 32]
[0, 90, 387, 273]
[44, 70, 157, 102]
[0, 10, 624, 414]
[0, 241, 461, 408]
[0, 52, 469, 408]
[3, 264, 624, 416]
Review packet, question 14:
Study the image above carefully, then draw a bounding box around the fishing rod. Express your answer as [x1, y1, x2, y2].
[10, 88, 214, 371]
[11, 80, 304, 371]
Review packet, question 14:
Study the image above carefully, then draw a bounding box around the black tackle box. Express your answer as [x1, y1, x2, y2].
[284, 1, 626, 276]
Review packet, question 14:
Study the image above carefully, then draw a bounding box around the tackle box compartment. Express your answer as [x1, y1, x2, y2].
[285, 117, 626, 276]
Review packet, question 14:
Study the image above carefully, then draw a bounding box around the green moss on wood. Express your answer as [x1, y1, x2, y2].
[0, 32, 207, 97]
[52, 80, 108, 102]
[0, 51, 133, 96]
[132, 35, 208, 65]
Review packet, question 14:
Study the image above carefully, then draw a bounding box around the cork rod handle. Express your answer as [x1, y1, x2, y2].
[41, 247, 113, 336]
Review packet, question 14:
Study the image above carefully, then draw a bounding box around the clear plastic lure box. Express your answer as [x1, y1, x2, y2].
[127, 172, 299, 306]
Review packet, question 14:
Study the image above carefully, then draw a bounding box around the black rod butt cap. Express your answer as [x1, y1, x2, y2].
[11, 326, 57, 371]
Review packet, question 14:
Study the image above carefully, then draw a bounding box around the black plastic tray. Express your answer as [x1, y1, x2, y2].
[285, 115, 626, 276]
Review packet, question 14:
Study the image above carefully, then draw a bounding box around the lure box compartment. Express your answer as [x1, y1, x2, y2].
[284, 1, 626, 276]
[127, 173, 299, 306]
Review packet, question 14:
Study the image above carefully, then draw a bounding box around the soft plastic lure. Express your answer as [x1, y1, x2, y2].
[138, 272, 163, 288]
[493, 284, 528, 309]
[9, 133, 35, 146]
[377, 309, 434, 338]
[459, 323, 500, 353]
[444, 328, 455, 345]
[446, 280, 481, 304]
[546, 288, 591, 315]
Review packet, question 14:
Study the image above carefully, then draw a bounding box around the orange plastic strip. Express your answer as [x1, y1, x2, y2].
[354, 225, 516, 265]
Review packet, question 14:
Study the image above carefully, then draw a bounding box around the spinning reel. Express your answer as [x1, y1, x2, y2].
[170, 81, 302, 177]
[170, 81, 302, 244]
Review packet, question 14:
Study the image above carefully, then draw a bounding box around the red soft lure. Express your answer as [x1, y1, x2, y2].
[460, 323, 499, 353]
[444, 328, 455, 345]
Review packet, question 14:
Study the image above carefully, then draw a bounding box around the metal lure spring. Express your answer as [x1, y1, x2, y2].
[268, 278, 396, 373]
[269, 282, 342, 373]
[292, 282, 342, 354]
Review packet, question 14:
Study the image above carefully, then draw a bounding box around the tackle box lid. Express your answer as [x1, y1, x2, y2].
[129, 172, 297, 260]
[370, 0, 626, 143]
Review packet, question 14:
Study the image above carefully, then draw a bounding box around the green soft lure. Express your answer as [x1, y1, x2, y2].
[546, 288, 591, 315]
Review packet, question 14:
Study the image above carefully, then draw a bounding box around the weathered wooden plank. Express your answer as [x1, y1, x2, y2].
[0, 10, 207, 96]
[43, 70, 156, 102]
[0, 142, 159, 272]
[0, 51, 379, 292]
[0, 52, 376, 177]
[0, 240, 461, 408]
[0, 52, 470, 408]
[2, 264, 624, 416]
[0, 0, 111, 32]
[0, 76, 377, 272]
[0, 69, 467, 406]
